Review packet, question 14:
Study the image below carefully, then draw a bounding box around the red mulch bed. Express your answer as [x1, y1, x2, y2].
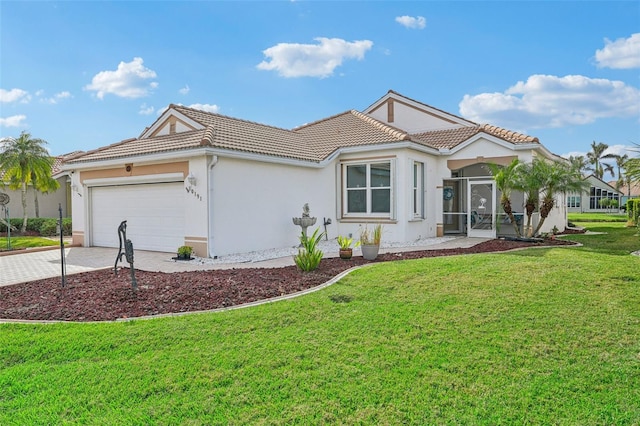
[0, 238, 575, 322]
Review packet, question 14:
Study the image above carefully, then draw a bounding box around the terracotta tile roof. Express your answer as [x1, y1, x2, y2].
[65, 131, 207, 163]
[172, 106, 317, 161]
[410, 124, 539, 150]
[479, 124, 539, 144]
[410, 127, 480, 150]
[65, 102, 540, 165]
[295, 110, 410, 159]
[608, 180, 640, 197]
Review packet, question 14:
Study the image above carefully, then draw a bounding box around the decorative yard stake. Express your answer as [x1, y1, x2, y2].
[59, 204, 66, 287]
[114, 220, 138, 290]
[0, 192, 11, 251]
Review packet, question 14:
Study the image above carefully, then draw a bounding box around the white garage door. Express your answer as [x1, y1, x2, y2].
[91, 182, 185, 252]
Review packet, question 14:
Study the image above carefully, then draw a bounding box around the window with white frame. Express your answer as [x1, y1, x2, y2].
[343, 161, 392, 217]
[412, 161, 424, 218]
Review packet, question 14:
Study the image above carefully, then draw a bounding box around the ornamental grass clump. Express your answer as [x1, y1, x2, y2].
[294, 228, 324, 271]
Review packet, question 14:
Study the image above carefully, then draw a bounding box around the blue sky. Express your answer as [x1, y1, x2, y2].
[1, 1, 639, 176]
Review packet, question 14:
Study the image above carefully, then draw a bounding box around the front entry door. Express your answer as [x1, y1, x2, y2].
[467, 180, 496, 238]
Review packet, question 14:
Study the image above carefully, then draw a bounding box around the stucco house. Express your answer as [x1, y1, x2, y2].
[566, 175, 623, 213]
[62, 91, 566, 257]
[1, 154, 74, 222]
[607, 180, 640, 210]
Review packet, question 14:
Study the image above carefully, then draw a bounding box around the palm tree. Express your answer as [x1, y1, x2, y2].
[512, 159, 546, 237]
[567, 155, 589, 175]
[488, 159, 523, 237]
[532, 160, 587, 236]
[586, 141, 612, 179]
[624, 143, 640, 185]
[31, 171, 60, 218]
[603, 154, 629, 191]
[0, 131, 54, 232]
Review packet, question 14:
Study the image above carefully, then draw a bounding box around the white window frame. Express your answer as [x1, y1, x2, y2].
[342, 159, 394, 219]
[411, 160, 424, 219]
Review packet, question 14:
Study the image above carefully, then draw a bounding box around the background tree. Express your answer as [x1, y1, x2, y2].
[31, 171, 60, 218]
[586, 141, 613, 179]
[624, 143, 640, 184]
[604, 154, 628, 191]
[0, 131, 54, 232]
[567, 155, 589, 175]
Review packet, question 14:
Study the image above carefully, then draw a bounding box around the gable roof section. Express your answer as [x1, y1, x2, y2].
[364, 90, 478, 128]
[65, 131, 208, 164]
[173, 105, 317, 161]
[411, 124, 539, 150]
[295, 110, 411, 159]
[583, 174, 622, 194]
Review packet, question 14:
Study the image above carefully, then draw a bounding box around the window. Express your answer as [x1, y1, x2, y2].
[567, 194, 580, 208]
[343, 161, 392, 217]
[589, 186, 618, 209]
[412, 161, 424, 218]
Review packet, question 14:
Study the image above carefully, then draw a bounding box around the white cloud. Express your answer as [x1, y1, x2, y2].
[188, 103, 220, 113]
[0, 115, 27, 127]
[395, 15, 426, 30]
[41, 91, 72, 104]
[84, 57, 158, 99]
[257, 37, 374, 78]
[179, 85, 190, 95]
[0, 88, 30, 103]
[139, 103, 155, 115]
[595, 33, 640, 69]
[459, 74, 640, 129]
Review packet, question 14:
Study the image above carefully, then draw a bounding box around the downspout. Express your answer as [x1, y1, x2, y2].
[207, 155, 219, 258]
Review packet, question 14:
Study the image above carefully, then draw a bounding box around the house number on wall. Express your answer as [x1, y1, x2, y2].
[185, 185, 203, 201]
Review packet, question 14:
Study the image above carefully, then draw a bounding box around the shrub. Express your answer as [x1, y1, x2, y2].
[177, 245, 193, 257]
[627, 199, 640, 225]
[39, 219, 58, 237]
[294, 228, 324, 272]
[0, 217, 72, 235]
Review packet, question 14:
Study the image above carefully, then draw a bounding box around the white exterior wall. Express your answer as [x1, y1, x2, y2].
[184, 156, 210, 252]
[69, 171, 85, 243]
[209, 157, 334, 256]
[1, 176, 69, 219]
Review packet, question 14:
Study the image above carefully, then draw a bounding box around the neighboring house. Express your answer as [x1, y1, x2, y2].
[566, 175, 623, 213]
[62, 91, 566, 257]
[0, 153, 77, 221]
[607, 180, 640, 209]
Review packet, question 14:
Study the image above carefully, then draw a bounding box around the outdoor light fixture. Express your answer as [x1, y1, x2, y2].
[186, 172, 196, 186]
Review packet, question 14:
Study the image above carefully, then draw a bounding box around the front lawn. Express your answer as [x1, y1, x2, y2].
[568, 212, 627, 222]
[1, 223, 638, 424]
[0, 236, 61, 251]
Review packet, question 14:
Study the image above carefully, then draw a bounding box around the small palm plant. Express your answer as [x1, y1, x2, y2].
[337, 235, 360, 260]
[294, 227, 325, 271]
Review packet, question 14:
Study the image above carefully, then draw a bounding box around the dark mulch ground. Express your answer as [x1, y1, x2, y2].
[0, 238, 575, 322]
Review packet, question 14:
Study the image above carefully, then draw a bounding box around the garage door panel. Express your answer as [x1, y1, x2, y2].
[91, 183, 185, 252]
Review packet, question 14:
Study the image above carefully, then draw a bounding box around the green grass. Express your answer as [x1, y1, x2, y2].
[1, 224, 639, 424]
[568, 212, 628, 222]
[0, 236, 62, 250]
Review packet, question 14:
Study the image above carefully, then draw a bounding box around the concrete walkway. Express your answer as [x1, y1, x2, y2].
[0, 237, 488, 287]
